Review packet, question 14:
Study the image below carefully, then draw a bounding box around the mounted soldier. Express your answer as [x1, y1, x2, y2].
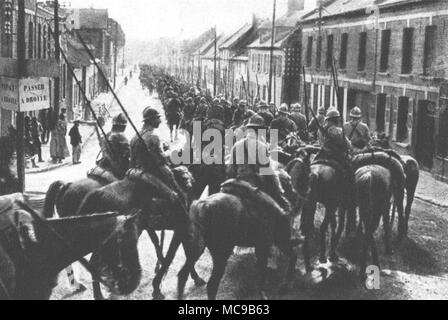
[227, 115, 291, 215]
[90, 113, 130, 182]
[257, 100, 274, 127]
[180, 97, 196, 136]
[343, 107, 372, 151]
[193, 97, 209, 122]
[289, 103, 307, 141]
[270, 105, 298, 143]
[166, 92, 183, 142]
[231, 100, 247, 129]
[127, 107, 187, 205]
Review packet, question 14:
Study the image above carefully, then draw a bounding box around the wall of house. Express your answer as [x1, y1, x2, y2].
[300, 0, 448, 178]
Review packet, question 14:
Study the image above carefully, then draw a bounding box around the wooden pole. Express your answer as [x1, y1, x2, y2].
[268, 0, 277, 103]
[16, 0, 26, 192]
[53, 0, 61, 127]
[213, 26, 217, 96]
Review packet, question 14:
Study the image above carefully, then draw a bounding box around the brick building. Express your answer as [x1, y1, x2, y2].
[300, 0, 448, 179]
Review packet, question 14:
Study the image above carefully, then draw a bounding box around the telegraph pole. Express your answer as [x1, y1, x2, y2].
[268, 0, 277, 103]
[113, 21, 118, 89]
[53, 0, 61, 127]
[213, 26, 217, 96]
[16, 0, 26, 192]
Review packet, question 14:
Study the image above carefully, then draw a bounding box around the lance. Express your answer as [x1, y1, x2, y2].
[303, 67, 325, 137]
[331, 57, 349, 146]
[48, 27, 120, 172]
[75, 31, 189, 216]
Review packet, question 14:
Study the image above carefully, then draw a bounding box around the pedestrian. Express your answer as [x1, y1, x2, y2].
[50, 113, 70, 164]
[69, 120, 82, 165]
[31, 117, 44, 163]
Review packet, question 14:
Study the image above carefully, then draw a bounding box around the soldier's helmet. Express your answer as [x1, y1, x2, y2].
[278, 105, 290, 115]
[318, 106, 326, 115]
[325, 108, 341, 121]
[350, 107, 362, 119]
[112, 113, 128, 126]
[143, 107, 161, 122]
[239, 100, 247, 107]
[243, 109, 256, 121]
[246, 115, 267, 129]
[291, 103, 302, 112]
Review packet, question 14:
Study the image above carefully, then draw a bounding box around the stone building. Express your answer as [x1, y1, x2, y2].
[300, 0, 448, 178]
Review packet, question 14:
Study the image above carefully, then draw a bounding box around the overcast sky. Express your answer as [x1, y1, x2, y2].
[67, 0, 299, 41]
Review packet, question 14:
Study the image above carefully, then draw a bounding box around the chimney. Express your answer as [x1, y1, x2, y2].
[288, 0, 305, 15]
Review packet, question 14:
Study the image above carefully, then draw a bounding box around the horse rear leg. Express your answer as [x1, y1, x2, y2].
[207, 247, 232, 300]
[277, 241, 298, 293]
[383, 202, 392, 255]
[255, 245, 270, 300]
[328, 208, 339, 263]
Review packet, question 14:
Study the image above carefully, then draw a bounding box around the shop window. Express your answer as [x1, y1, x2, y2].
[306, 36, 313, 67]
[316, 36, 322, 70]
[396, 97, 409, 142]
[326, 34, 334, 70]
[423, 25, 437, 76]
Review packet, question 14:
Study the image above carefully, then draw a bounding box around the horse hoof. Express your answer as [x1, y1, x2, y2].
[153, 291, 166, 300]
[194, 277, 206, 287]
[319, 257, 328, 264]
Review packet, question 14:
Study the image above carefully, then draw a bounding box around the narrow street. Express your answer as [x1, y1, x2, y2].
[21, 71, 448, 300]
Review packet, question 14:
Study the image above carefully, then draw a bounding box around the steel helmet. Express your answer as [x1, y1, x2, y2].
[243, 109, 256, 120]
[291, 103, 302, 112]
[350, 107, 362, 119]
[325, 108, 341, 121]
[239, 100, 247, 107]
[112, 113, 128, 126]
[246, 115, 266, 129]
[278, 105, 290, 115]
[143, 107, 161, 122]
[318, 106, 326, 115]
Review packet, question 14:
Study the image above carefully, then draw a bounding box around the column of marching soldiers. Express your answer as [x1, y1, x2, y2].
[56, 63, 414, 300]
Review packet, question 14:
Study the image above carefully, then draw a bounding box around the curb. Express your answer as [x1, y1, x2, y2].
[414, 194, 448, 209]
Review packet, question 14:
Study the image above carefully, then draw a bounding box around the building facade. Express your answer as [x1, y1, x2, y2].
[300, 0, 448, 179]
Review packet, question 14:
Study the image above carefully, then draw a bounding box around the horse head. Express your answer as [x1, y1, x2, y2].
[173, 166, 195, 193]
[94, 211, 142, 296]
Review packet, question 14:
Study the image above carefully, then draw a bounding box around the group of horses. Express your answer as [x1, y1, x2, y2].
[31, 130, 418, 300]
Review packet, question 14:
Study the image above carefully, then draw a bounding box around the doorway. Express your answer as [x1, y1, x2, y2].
[415, 100, 436, 169]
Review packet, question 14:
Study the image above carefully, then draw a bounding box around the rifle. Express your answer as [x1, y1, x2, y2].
[76, 31, 189, 217]
[330, 57, 349, 148]
[302, 67, 325, 137]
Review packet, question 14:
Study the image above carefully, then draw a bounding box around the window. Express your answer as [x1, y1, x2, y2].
[376, 94, 387, 133]
[316, 36, 322, 69]
[28, 22, 34, 59]
[401, 28, 414, 74]
[358, 32, 367, 71]
[340, 33, 348, 69]
[43, 26, 47, 59]
[396, 97, 409, 142]
[37, 24, 42, 59]
[326, 34, 334, 70]
[423, 25, 437, 76]
[276, 56, 283, 77]
[380, 29, 391, 72]
[306, 36, 313, 67]
[257, 54, 261, 72]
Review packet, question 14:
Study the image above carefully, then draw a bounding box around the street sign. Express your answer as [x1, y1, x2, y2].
[0, 76, 50, 112]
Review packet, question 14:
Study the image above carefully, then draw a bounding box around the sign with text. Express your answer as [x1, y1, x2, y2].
[0, 76, 50, 112]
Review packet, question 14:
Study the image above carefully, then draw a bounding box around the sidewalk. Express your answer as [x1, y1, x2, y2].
[415, 171, 448, 208]
[26, 123, 97, 174]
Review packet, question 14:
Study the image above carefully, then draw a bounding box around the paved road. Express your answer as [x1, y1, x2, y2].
[27, 71, 448, 300]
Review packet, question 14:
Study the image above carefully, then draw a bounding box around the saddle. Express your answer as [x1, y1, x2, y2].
[220, 179, 286, 219]
[87, 166, 119, 184]
[126, 169, 177, 200]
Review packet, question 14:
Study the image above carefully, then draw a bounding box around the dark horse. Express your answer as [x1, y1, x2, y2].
[0, 193, 141, 300]
[355, 165, 393, 277]
[177, 184, 299, 300]
[372, 137, 420, 238]
[287, 148, 347, 273]
[74, 167, 205, 300]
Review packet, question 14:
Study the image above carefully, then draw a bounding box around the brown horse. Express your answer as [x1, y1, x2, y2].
[74, 167, 205, 300]
[287, 148, 347, 273]
[355, 165, 393, 277]
[177, 190, 299, 300]
[0, 193, 141, 300]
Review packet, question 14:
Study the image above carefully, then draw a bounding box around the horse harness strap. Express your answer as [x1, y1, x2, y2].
[348, 122, 361, 141]
[126, 169, 177, 200]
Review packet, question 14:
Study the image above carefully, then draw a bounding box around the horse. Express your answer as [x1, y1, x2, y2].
[0, 193, 141, 300]
[73, 166, 205, 300]
[177, 190, 299, 300]
[371, 137, 420, 238]
[286, 147, 347, 273]
[355, 165, 393, 278]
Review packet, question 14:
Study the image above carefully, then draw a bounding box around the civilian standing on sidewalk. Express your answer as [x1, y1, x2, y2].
[50, 114, 70, 164]
[69, 120, 83, 165]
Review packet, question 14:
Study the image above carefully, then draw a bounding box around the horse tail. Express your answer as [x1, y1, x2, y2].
[42, 180, 65, 218]
[187, 200, 207, 259]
